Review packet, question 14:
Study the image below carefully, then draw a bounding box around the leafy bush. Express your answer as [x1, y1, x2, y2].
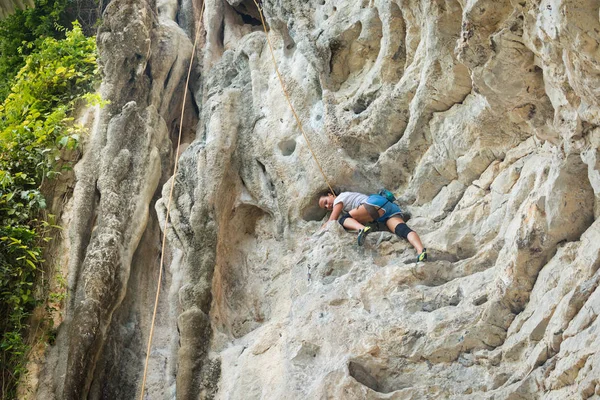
[0, 0, 101, 102]
[0, 22, 98, 398]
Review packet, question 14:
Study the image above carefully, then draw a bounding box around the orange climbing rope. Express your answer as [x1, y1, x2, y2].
[138, 2, 206, 399]
[251, 0, 336, 196]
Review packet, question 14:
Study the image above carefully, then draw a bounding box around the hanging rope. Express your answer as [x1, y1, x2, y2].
[140, 1, 338, 397]
[138, 2, 206, 399]
[251, 0, 336, 196]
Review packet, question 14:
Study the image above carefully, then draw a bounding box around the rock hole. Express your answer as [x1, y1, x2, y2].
[144, 60, 152, 81]
[316, 115, 322, 121]
[256, 159, 275, 193]
[331, 8, 383, 91]
[240, 13, 262, 26]
[189, 88, 200, 117]
[352, 93, 378, 115]
[301, 191, 329, 221]
[528, 104, 537, 119]
[217, 19, 225, 48]
[348, 361, 380, 392]
[318, 0, 325, 4]
[348, 357, 415, 393]
[278, 139, 296, 156]
[448, 288, 463, 306]
[271, 20, 295, 56]
[328, 22, 362, 90]
[128, 68, 136, 84]
[283, 32, 296, 55]
[301, 205, 327, 222]
[256, 159, 267, 173]
[473, 294, 488, 306]
[231, 0, 262, 26]
[353, 100, 367, 114]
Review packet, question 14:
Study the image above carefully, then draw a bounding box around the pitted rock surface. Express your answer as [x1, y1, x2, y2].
[34, 0, 600, 399]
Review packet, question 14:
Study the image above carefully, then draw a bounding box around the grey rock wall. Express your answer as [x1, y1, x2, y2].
[36, 0, 600, 399]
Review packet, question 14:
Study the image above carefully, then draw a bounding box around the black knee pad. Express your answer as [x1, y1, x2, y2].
[395, 223, 413, 239]
[339, 214, 351, 227]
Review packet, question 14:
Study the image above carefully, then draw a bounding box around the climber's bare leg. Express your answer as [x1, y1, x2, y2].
[342, 204, 384, 230]
[386, 216, 424, 253]
[341, 217, 364, 231]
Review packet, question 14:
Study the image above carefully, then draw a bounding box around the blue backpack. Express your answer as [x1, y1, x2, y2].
[378, 189, 396, 203]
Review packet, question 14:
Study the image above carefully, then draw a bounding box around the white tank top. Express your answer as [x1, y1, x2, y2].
[333, 192, 368, 213]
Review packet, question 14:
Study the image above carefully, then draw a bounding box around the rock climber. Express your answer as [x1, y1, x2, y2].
[318, 191, 427, 262]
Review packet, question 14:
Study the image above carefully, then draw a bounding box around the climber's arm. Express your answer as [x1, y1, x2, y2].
[329, 203, 343, 221]
[321, 203, 343, 229]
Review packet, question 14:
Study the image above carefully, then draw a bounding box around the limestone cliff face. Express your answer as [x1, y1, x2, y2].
[35, 0, 600, 399]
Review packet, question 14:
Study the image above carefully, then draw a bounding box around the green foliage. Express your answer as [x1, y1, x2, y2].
[0, 22, 98, 398]
[0, 0, 71, 101]
[0, 22, 97, 179]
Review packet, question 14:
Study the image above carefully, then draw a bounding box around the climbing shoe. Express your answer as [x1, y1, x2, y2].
[357, 226, 372, 246]
[417, 248, 428, 262]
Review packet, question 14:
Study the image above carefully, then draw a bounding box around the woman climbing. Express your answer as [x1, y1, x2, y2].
[319, 191, 427, 262]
